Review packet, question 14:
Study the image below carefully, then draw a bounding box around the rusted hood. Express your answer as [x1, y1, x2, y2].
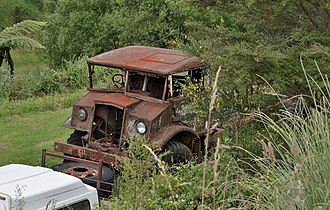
[129, 101, 169, 121]
[76, 91, 139, 109]
[76, 91, 169, 120]
[94, 94, 140, 109]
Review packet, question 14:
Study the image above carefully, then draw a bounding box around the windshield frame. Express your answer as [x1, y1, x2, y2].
[124, 70, 168, 102]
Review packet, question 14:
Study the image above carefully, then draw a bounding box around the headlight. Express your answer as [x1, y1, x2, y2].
[136, 121, 147, 134]
[77, 108, 87, 121]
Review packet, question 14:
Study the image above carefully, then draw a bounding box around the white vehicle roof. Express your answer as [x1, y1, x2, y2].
[0, 164, 99, 210]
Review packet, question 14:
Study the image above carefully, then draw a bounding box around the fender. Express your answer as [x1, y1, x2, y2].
[63, 115, 74, 129]
[150, 124, 201, 155]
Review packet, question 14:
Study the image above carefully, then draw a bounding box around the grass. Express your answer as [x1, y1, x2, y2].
[256, 104, 330, 209]
[0, 108, 73, 167]
[11, 49, 47, 75]
[0, 89, 85, 118]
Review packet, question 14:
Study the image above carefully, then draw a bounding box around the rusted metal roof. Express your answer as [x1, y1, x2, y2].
[87, 46, 203, 76]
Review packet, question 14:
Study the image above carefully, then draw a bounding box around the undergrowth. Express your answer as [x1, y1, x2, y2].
[99, 61, 329, 209]
[0, 56, 113, 101]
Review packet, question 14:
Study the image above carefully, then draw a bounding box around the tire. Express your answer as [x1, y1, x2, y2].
[52, 162, 115, 195]
[162, 141, 193, 165]
[63, 130, 87, 163]
[67, 130, 87, 146]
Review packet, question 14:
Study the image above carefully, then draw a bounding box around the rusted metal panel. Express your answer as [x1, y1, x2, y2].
[54, 142, 122, 166]
[76, 92, 124, 107]
[95, 94, 140, 109]
[129, 101, 169, 122]
[70, 105, 94, 132]
[41, 149, 103, 166]
[87, 46, 204, 76]
[150, 124, 200, 148]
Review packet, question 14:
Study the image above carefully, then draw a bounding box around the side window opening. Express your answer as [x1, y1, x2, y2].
[56, 200, 91, 210]
[146, 76, 166, 99]
[128, 72, 144, 91]
[172, 75, 188, 97]
[172, 70, 203, 98]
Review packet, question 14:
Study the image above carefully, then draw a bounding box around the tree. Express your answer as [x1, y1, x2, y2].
[0, 20, 46, 78]
[184, 0, 330, 112]
[42, 0, 205, 66]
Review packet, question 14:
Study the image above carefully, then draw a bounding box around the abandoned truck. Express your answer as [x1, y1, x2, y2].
[42, 46, 215, 193]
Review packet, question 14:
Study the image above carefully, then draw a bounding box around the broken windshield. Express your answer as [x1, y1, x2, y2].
[126, 72, 167, 100]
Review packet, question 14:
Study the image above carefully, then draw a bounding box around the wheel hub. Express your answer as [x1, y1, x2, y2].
[62, 166, 98, 178]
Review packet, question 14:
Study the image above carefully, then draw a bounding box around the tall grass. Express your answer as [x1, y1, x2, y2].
[256, 102, 330, 209]
[248, 61, 330, 209]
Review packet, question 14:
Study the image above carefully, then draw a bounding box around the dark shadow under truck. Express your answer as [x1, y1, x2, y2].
[41, 46, 217, 195]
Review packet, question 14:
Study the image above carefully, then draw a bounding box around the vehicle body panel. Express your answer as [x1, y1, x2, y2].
[87, 46, 203, 76]
[0, 164, 99, 210]
[150, 124, 201, 154]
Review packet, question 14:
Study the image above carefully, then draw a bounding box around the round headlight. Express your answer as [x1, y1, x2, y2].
[136, 121, 147, 134]
[77, 108, 87, 121]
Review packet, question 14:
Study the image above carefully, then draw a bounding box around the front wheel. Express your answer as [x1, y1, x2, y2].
[67, 130, 87, 146]
[63, 130, 87, 163]
[161, 141, 193, 165]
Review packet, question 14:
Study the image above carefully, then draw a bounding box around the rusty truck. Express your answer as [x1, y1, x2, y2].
[42, 46, 216, 194]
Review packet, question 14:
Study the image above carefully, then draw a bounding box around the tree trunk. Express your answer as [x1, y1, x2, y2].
[5, 48, 14, 79]
[0, 48, 15, 79]
[0, 50, 4, 67]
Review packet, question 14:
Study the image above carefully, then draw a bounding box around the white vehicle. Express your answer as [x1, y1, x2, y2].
[0, 164, 99, 210]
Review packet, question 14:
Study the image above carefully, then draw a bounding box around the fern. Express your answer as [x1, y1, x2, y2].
[0, 20, 46, 78]
[0, 20, 46, 49]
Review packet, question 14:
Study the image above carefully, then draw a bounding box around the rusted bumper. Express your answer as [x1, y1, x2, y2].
[41, 142, 122, 193]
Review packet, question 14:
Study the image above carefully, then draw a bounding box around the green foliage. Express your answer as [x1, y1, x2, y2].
[0, 56, 112, 100]
[0, 66, 11, 100]
[42, 0, 207, 66]
[251, 76, 330, 209]
[102, 136, 237, 209]
[185, 0, 329, 156]
[182, 0, 329, 121]
[0, 0, 44, 29]
[180, 80, 213, 129]
[0, 20, 46, 49]
[0, 20, 46, 78]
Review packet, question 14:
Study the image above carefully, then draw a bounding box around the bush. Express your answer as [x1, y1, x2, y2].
[101, 136, 238, 209]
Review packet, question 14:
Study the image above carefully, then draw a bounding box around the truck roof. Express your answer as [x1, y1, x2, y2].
[87, 46, 204, 76]
[0, 164, 98, 210]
